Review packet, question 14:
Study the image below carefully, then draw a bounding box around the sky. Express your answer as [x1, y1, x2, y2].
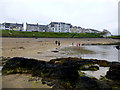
[0, 0, 119, 35]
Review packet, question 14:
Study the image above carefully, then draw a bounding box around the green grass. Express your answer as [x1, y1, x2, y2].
[74, 33, 103, 38]
[0, 30, 103, 38]
[109, 35, 120, 39]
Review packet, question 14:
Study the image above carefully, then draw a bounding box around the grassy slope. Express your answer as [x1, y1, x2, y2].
[0, 30, 103, 38]
[109, 35, 120, 39]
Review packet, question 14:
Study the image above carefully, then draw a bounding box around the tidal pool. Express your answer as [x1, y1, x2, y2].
[59, 45, 119, 62]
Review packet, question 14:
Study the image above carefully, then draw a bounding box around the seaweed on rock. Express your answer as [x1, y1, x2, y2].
[2, 57, 120, 89]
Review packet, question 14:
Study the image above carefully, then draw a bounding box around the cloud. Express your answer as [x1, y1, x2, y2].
[0, 0, 119, 34]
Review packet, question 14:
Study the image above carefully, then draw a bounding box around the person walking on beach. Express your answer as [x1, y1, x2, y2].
[76, 43, 80, 47]
[58, 41, 61, 46]
[55, 40, 60, 46]
[76, 43, 79, 47]
[55, 41, 58, 45]
[72, 42, 74, 46]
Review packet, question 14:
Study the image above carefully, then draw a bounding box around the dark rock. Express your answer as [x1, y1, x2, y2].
[106, 70, 120, 81]
[93, 60, 110, 67]
[51, 50, 59, 53]
[49, 57, 110, 67]
[109, 62, 120, 70]
[2, 57, 110, 77]
[2, 57, 43, 74]
[115, 45, 120, 50]
[106, 62, 120, 81]
[18, 47, 25, 49]
[3, 57, 119, 89]
[88, 66, 99, 71]
[75, 76, 100, 90]
[80, 65, 99, 71]
[2, 57, 79, 81]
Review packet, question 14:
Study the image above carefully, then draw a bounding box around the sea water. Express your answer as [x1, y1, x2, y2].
[59, 45, 119, 62]
[82, 45, 119, 62]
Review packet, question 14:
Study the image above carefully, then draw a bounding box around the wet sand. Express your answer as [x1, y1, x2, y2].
[2, 37, 118, 61]
[2, 74, 52, 88]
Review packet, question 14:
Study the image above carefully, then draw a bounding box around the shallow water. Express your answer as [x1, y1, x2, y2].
[59, 45, 119, 62]
[81, 67, 109, 79]
[60, 46, 95, 55]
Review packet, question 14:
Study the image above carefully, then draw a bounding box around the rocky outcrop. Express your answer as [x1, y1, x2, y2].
[2, 57, 79, 81]
[2, 57, 111, 76]
[2, 57, 119, 89]
[75, 76, 105, 90]
[49, 57, 110, 67]
[106, 62, 120, 81]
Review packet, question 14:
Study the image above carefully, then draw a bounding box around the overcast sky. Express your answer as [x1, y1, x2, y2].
[0, 0, 119, 35]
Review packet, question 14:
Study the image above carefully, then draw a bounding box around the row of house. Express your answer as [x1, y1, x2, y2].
[0, 23, 48, 32]
[25, 23, 48, 32]
[0, 23, 23, 31]
[0, 22, 71, 33]
[70, 26, 101, 33]
[0, 22, 111, 36]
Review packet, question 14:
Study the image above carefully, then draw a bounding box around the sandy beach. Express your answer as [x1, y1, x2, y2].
[2, 37, 118, 61]
[1, 37, 119, 88]
[2, 74, 52, 88]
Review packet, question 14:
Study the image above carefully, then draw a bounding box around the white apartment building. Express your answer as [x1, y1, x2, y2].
[48, 22, 71, 33]
[0, 23, 5, 30]
[0, 23, 23, 30]
[24, 23, 48, 32]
